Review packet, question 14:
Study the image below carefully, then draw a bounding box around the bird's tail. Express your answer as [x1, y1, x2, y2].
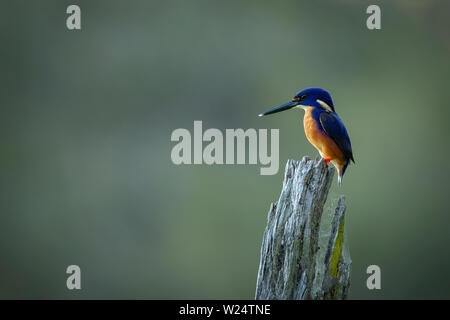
[337, 159, 350, 186]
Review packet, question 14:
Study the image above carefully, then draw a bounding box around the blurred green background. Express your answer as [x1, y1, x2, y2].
[1, 0, 449, 299]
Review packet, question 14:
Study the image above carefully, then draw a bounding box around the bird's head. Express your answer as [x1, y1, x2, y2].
[259, 87, 335, 117]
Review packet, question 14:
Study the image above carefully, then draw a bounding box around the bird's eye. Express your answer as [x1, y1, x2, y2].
[292, 94, 307, 102]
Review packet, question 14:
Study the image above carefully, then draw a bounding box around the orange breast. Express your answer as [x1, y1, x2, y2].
[303, 108, 346, 167]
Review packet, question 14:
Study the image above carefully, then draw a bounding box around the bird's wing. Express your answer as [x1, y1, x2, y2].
[319, 111, 355, 163]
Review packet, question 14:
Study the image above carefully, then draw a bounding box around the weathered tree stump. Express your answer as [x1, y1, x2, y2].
[255, 157, 351, 300]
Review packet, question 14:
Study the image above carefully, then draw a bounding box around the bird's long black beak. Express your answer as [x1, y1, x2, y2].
[258, 101, 298, 117]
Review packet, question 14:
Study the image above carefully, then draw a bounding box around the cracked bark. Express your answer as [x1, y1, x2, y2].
[255, 157, 351, 300]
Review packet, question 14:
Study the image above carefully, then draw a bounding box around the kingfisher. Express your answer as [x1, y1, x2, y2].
[259, 88, 354, 185]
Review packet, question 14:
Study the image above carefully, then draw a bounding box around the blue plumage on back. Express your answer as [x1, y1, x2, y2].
[319, 111, 354, 163]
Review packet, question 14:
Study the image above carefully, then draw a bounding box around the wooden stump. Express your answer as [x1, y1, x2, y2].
[255, 157, 351, 300]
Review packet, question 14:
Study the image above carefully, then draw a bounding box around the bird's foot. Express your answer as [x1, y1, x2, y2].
[324, 158, 331, 167]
